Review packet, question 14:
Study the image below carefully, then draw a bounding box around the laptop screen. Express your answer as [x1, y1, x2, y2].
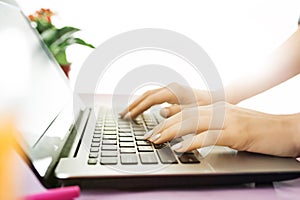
[0, 2, 79, 177]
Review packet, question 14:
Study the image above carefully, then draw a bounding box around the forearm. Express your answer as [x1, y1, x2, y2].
[240, 110, 300, 157]
[225, 27, 300, 104]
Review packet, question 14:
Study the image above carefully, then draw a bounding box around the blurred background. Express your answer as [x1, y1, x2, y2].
[17, 0, 300, 114]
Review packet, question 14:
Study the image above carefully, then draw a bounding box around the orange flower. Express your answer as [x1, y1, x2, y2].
[29, 8, 54, 23]
[28, 14, 35, 21]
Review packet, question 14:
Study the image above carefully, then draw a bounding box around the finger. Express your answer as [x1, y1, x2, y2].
[119, 88, 161, 117]
[147, 105, 213, 139]
[171, 130, 226, 152]
[160, 103, 203, 118]
[127, 88, 176, 119]
[143, 112, 182, 139]
[160, 105, 181, 118]
[150, 116, 210, 144]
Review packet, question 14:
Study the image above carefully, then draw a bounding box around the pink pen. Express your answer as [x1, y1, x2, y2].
[23, 186, 80, 200]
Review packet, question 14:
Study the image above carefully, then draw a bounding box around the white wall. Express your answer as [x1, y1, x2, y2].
[17, 0, 300, 114]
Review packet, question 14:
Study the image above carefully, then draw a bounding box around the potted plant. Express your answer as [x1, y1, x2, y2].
[28, 8, 95, 78]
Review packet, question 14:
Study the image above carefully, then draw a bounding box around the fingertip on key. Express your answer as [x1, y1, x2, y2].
[143, 130, 154, 139]
[171, 142, 183, 151]
[160, 108, 169, 118]
[123, 112, 132, 120]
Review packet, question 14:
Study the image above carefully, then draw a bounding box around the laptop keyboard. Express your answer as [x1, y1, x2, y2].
[87, 108, 200, 166]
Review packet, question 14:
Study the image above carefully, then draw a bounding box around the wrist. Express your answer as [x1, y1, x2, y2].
[223, 86, 242, 105]
[285, 114, 300, 157]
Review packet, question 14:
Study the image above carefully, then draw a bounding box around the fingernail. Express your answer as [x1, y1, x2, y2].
[119, 109, 127, 117]
[296, 157, 300, 162]
[171, 143, 182, 151]
[160, 108, 169, 117]
[149, 133, 161, 142]
[123, 112, 131, 120]
[143, 130, 154, 139]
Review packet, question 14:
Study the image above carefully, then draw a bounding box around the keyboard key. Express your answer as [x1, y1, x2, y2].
[178, 153, 200, 164]
[119, 133, 132, 137]
[94, 130, 102, 134]
[169, 137, 184, 146]
[138, 146, 153, 152]
[120, 148, 136, 154]
[118, 121, 130, 127]
[135, 136, 145, 141]
[103, 135, 117, 140]
[157, 147, 178, 164]
[174, 151, 194, 155]
[101, 151, 118, 157]
[95, 124, 102, 128]
[133, 127, 145, 131]
[139, 153, 158, 164]
[92, 138, 101, 143]
[154, 143, 167, 149]
[102, 145, 117, 151]
[100, 157, 118, 165]
[119, 137, 134, 142]
[132, 124, 143, 128]
[102, 140, 117, 145]
[104, 123, 116, 127]
[89, 153, 99, 158]
[134, 131, 146, 136]
[118, 124, 131, 128]
[91, 143, 100, 147]
[103, 131, 117, 135]
[93, 134, 101, 138]
[105, 120, 115, 124]
[88, 158, 98, 165]
[119, 142, 135, 148]
[104, 127, 116, 131]
[136, 141, 151, 146]
[119, 129, 132, 133]
[120, 154, 138, 165]
[90, 147, 100, 152]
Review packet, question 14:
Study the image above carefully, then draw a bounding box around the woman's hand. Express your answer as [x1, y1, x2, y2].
[144, 102, 300, 157]
[120, 83, 212, 119]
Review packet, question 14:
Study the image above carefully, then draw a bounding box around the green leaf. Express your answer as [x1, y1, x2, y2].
[51, 37, 71, 52]
[50, 37, 94, 54]
[72, 38, 95, 48]
[57, 26, 80, 38]
[49, 26, 80, 47]
[54, 50, 69, 65]
[41, 27, 58, 47]
[45, 26, 94, 65]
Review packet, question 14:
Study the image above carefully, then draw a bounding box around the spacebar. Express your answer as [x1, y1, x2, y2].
[156, 147, 178, 164]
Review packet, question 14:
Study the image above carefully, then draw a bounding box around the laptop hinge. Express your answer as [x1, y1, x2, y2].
[60, 108, 91, 158]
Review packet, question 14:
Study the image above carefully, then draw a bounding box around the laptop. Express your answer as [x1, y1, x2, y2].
[1, 1, 300, 189]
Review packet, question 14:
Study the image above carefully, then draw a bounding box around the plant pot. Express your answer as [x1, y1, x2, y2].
[60, 64, 71, 78]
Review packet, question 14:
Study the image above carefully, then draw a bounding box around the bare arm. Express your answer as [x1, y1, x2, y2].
[121, 24, 300, 119]
[226, 27, 300, 104]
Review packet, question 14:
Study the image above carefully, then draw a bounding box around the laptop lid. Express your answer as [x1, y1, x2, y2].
[0, 2, 82, 185]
